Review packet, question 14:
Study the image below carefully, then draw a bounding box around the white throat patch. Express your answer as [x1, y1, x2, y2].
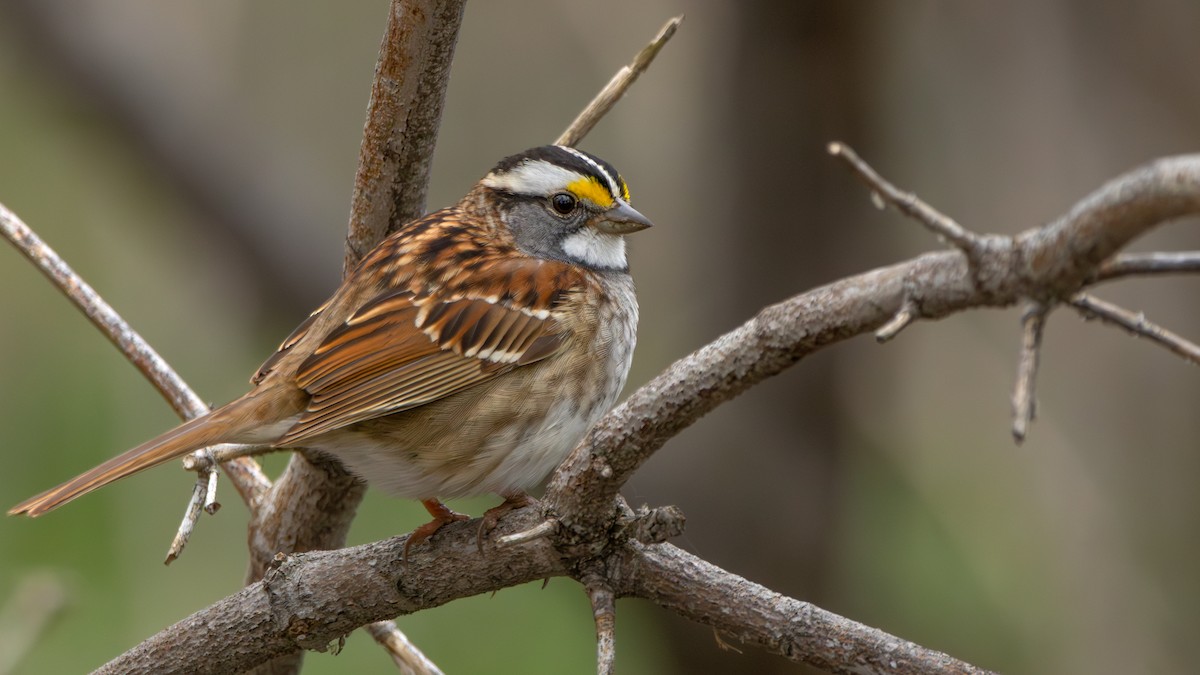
[561, 227, 627, 270]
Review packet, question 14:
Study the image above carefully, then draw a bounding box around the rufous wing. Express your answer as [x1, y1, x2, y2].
[275, 284, 570, 446]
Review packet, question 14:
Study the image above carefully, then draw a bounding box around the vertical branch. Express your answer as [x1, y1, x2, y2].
[1012, 302, 1047, 443]
[585, 579, 617, 675]
[245, 2, 466, 673]
[344, 0, 468, 271]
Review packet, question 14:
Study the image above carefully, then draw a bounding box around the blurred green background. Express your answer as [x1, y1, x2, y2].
[3, 1, 1200, 673]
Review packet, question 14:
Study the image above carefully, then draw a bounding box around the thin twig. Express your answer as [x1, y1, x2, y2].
[876, 298, 917, 342]
[165, 474, 210, 565]
[204, 465, 221, 514]
[555, 16, 683, 148]
[0, 201, 272, 558]
[586, 580, 617, 675]
[496, 518, 558, 547]
[1095, 251, 1200, 281]
[0, 203, 204, 422]
[364, 621, 445, 675]
[1070, 292, 1200, 365]
[828, 142, 984, 255]
[1012, 302, 1048, 444]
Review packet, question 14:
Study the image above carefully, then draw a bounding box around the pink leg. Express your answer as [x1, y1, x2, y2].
[476, 491, 537, 553]
[404, 498, 470, 563]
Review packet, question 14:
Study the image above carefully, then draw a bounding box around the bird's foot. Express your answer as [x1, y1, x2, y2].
[476, 491, 538, 553]
[403, 498, 470, 564]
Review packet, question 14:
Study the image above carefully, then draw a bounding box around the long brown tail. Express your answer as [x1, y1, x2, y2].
[9, 410, 239, 517]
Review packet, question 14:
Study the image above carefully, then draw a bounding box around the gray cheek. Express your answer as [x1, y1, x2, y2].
[506, 202, 577, 262]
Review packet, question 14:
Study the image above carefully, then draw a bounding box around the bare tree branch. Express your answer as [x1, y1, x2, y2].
[625, 543, 995, 675]
[1012, 302, 1048, 444]
[544, 152, 1200, 536]
[243, 4, 466, 672]
[555, 16, 683, 148]
[1095, 251, 1200, 280]
[1070, 292, 1200, 365]
[364, 621, 444, 675]
[97, 507, 992, 674]
[0, 200, 271, 560]
[90, 150, 1200, 674]
[343, 0, 467, 271]
[829, 142, 985, 256]
[12, 122, 1200, 672]
[96, 509, 562, 675]
[585, 577, 617, 675]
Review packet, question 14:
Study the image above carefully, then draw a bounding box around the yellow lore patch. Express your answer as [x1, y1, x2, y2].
[566, 176, 616, 209]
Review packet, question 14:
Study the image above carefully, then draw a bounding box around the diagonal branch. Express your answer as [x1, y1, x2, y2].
[244, 4, 466, 673]
[545, 153, 1200, 534]
[94, 151, 1200, 674]
[0, 200, 271, 561]
[626, 543, 995, 675]
[829, 142, 984, 255]
[555, 16, 683, 148]
[1070, 292, 1200, 365]
[364, 621, 445, 675]
[96, 509, 562, 675]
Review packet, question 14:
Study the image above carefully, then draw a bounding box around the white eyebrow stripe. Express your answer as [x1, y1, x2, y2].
[556, 145, 620, 202]
[480, 160, 583, 196]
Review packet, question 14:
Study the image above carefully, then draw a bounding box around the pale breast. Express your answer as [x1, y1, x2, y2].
[314, 271, 638, 500]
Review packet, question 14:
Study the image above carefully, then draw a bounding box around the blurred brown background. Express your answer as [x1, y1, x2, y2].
[2, 1, 1199, 673]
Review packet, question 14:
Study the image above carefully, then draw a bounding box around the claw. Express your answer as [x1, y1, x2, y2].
[403, 498, 470, 564]
[476, 491, 537, 553]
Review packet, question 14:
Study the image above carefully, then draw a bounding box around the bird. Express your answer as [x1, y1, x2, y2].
[9, 144, 651, 554]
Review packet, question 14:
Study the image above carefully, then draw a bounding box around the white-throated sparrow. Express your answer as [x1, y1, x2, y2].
[10, 145, 651, 551]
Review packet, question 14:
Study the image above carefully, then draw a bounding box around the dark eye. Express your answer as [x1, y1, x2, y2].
[551, 192, 578, 215]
